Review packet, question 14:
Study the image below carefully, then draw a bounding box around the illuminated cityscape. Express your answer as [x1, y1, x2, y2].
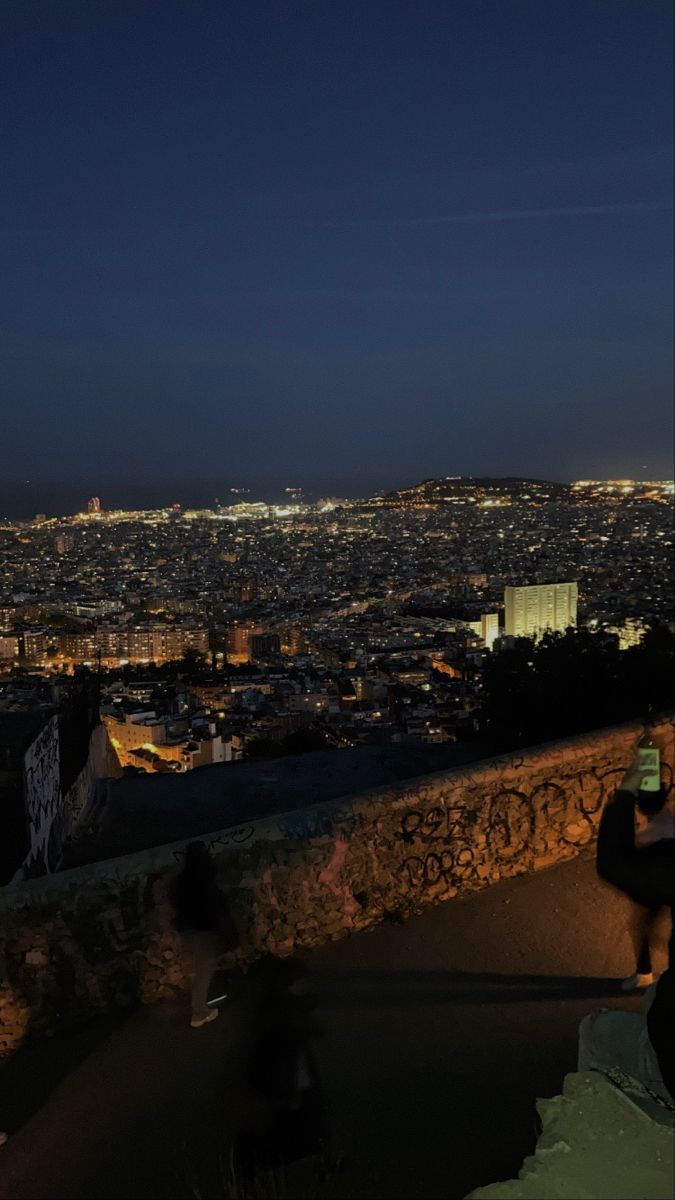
[1, 476, 672, 776]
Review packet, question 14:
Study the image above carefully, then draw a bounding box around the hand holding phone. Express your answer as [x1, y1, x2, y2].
[636, 744, 661, 793]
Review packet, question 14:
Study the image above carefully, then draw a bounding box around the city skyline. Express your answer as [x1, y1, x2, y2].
[2, 0, 673, 491]
[2, 470, 674, 522]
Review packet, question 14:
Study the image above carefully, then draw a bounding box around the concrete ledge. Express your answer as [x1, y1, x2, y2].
[466, 1071, 675, 1200]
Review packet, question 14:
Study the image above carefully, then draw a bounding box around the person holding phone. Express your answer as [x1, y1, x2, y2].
[582, 756, 675, 1105]
[622, 777, 674, 991]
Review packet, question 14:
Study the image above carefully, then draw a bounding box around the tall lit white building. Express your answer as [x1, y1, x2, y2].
[504, 582, 578, 640]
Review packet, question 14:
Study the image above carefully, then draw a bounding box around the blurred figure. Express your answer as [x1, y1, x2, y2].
[233, 955, 331, 1186]
[580, 758, 675, 1106]
[169, 841, 238, 1028]
[622, 785, 674, 991]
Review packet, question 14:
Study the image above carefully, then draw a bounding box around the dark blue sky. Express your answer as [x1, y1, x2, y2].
[1, 0, 673, 508]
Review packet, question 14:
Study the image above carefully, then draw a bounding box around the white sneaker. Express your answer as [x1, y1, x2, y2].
[621, 972, 654, 991]
[0, 1132, 7, 1147]
[190, 1007, 219, 1028]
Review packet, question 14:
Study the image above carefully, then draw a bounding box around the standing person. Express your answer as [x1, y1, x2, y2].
[622, 785, 674, 991]
[581, 757, 675, 1105]
[233, 956, 331, 1185]
[169, 841, 238, 1029]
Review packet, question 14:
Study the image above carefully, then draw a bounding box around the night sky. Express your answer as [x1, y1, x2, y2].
[2, 0, 673, 513]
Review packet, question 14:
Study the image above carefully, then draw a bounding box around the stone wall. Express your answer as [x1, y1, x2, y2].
[0, 717, 672, 1054]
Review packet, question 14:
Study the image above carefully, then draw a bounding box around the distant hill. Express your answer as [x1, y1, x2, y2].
[371, 476, 570, 506]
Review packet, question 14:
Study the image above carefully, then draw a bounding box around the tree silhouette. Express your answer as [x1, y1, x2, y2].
[483, 624, 674, 749]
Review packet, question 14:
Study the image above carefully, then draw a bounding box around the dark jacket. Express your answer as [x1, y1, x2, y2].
[597, 789, 675, 1101]
[169, 873, 237, 947]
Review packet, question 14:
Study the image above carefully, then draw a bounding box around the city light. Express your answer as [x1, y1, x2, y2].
[0, 476, 672, 773]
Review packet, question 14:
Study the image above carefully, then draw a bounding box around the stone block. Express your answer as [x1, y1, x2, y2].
[465, 1071, 675, 1199]
[533, 853, 564, 870]
[564, 822, 582, 837]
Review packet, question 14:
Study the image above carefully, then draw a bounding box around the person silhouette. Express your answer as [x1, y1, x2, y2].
[233, 955, 331, 1183]
[580, 758, 675, 1107]
[621, 784, 674, 991]
[169, 841, 238, 1028]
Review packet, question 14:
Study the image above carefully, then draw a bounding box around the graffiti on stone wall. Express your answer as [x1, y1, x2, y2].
[170, 825, 256, 864]
[398, 846, 477, 890]
[395, 795, 479, 893]
[70, 880, 147, 962]
[486, 789, 534, 860]
[396, 805, 469, 845]
[169, 806, 358, 864]
[394, 764, 623, 897]
[280, 806, 355, 842]
[207, 826, 255, 849]
[23, 717, 63, 877]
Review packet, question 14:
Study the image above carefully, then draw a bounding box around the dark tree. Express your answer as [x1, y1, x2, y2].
[482, 624, 675, 750]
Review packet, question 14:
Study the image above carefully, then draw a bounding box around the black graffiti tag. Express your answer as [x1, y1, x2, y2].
[398, 807, 445, 844]
[208, 826, 255, 848]
[486, 789, 533, 863]
[398, 845, 476, 890]
[397, 804, 468, 845]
